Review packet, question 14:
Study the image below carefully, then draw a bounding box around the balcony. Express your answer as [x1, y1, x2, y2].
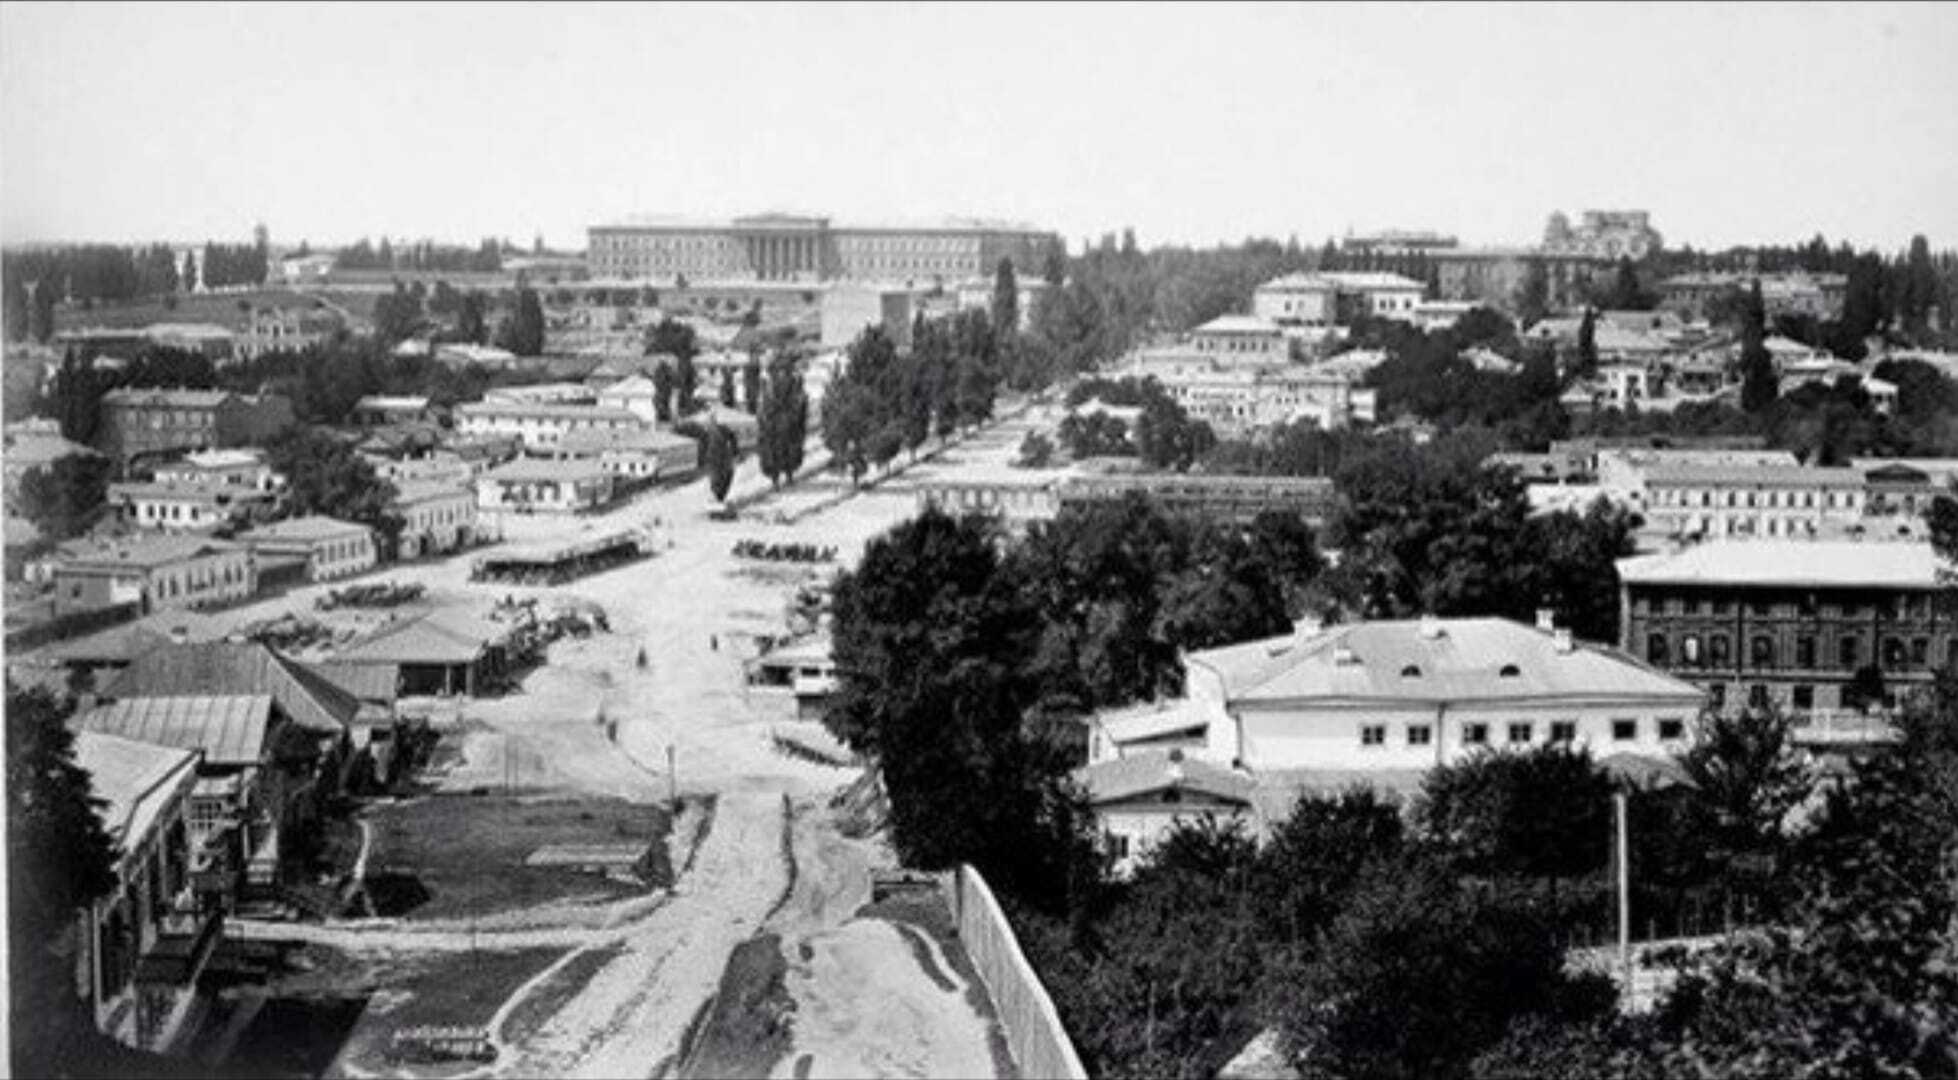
[134, 905, 223, 987]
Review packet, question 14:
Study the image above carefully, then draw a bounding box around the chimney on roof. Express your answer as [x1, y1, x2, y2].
[1296, 613, 1324, 640]
[1418, 614, 1444, 640]
[168, 625, 190, 644]
[1333, 644, 1361, 666]
[1536, 608, 1556, 633]
[1554, 628, 1574, 654]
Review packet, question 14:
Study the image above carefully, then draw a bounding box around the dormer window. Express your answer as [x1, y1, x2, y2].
[1400, 664, 1422, 678]
[1499, 664, 1521, 677]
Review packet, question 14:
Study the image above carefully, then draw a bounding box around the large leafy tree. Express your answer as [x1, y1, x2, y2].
[496, 286, 546, 356]
[825, 508, 1074, 898]
[1523, 495, 1642, 643]
[648, 318, 699, 414]
[1274, 857, 1617, 1080]
[1329, 432, 1535, 619]
[16, 453, 112, 541]
[1676, 704, 1812, 899]
[7, 685, 120, 1073]
[1414, 743, 1614, 885]
[263, 427, 403, 551]
[991, 258, 1021, 335]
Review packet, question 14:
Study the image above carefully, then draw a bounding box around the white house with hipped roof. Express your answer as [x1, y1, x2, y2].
[1090, 615, 1705, 775]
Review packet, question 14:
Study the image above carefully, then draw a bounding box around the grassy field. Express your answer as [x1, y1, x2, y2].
[364, 793, 672, 921]
[249, 943, 567, 1077]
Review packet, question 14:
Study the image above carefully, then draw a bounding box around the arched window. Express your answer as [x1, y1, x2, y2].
[1499, 664, 1521, 677]
[1751, 635, 1776, 670]
[1400, 664, 1422, 678]
[1709, 633, 1731, 667]
[1647, 634, 1670, 664]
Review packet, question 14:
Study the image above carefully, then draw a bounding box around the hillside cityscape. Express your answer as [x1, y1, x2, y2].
[5, 4, 1958, 1080]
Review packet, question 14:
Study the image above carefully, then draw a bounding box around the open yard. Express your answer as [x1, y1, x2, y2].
[53, 287, 331, 331]
[361, 794, 672, 922]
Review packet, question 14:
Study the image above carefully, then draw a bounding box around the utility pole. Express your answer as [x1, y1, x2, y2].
[1615, 789, 1632, 999]
[667, 743, 678, 808]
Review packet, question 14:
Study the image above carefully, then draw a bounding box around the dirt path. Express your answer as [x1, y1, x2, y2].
[487, 790, 792, 1079]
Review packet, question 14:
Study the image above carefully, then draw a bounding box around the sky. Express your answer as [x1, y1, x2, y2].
[4, 1, 1957, 255]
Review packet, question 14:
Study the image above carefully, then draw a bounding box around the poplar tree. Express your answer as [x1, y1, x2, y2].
[1740, 279, 1779, 413]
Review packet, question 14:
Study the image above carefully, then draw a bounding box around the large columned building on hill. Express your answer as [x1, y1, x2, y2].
[586, 213, 1060, 285]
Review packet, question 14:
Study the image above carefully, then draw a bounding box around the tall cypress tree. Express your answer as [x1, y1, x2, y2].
[1574, 306, 1598, 378]
[3, 276, 28, 342]
[992, 258, 1020, 335]
[1740, 279, 1779, 413]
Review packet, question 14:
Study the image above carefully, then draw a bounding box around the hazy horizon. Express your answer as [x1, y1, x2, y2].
[4, 1, 1956, 256]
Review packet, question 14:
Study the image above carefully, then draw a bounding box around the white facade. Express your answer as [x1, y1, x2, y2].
[391, 484, 478, 558]
[454, 402, 645, 447]
[237, 517, 378, 581]
[1253, 275, 1337, 327]
[1189, 315, 1289, 363]
[1089, 616, 1706, 775]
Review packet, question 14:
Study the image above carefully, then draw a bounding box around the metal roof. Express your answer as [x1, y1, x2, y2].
[77, 695, 273, 766]
[105, 641, 359, 733]
[1617, 541, 1949, 589]
[1188, 617, 1705, 707]
[238, 515, 371, 543]
[72, 731, 199, 849]
[1075, 751, 1255, 807]
[331, 612, 495, 666]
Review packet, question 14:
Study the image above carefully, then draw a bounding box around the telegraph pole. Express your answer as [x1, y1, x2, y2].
[666, 743, 677, 808]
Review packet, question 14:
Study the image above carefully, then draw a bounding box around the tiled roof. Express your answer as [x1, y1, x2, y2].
[237, 515, 370, 543]
[57, 534, 242, 571]
[39, 610, 226, 665]
[1640, 464, 1863, 487]
[77, 695, 273, 766]
[1317, 272, 1425, 291]
[1617, 541, 1949, 589]
[72, 731, 199, 847]
[330, 611, 497, 665]
[1075, 751, 1255, 807]
[1188, 617, 1705, 707]
[105, 641, 359, 733]
[459, 401, 641, 423]
[552, 426, 698, 455]
[483, 457, 615, 484]
[101, 388, 235, 408]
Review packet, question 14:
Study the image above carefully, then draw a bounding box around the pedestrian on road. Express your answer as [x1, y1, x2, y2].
[710, 634, 718, 652]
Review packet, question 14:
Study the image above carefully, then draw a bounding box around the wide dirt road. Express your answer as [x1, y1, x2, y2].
[488, 790, 791, 1080]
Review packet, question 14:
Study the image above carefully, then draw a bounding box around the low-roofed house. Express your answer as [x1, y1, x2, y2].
[596, 374, 659, 422]
[454, 401, 644, 448]
[1189, 314, 1289, 363]
[1076, 750, 1255, 878]
[51, 535, 256, 618]
[322, 608, 511, 698]
[533, 426, 700, 483]
[350, 395, 436, 428]
[107, 476, 281, 533]
[389, 481, 479, 559]
[103, 640, 360, 739]
[39, 609, 226, 689]
[235, 515, 377, 581]
[476, 457, 617, 513]
[1095, 615, 1705, 778]
[71, 731, 215, 1051]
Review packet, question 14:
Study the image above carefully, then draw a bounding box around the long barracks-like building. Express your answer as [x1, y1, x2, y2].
[587, 213, 1059, 285]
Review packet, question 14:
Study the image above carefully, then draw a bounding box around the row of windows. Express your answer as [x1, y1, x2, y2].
[1359, 718, 1685, 747]
[154, 560, 248, 598]
[1633, 592, 1942, 619]
[1648, 630, 1951, 671]
[1649, 486, 1860, 510]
